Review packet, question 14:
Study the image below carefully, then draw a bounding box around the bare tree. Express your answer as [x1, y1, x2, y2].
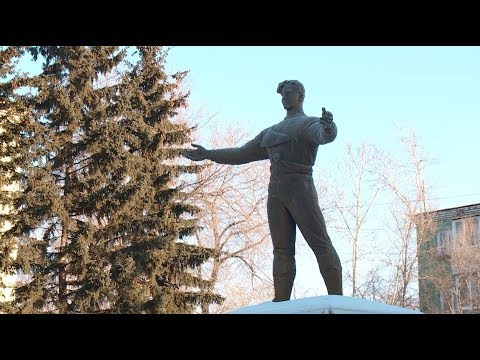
[354, 267, 393, 304]
[181, 121, 273, 313]
[319, 143, 382, 297]
[369, 128, 435, 309]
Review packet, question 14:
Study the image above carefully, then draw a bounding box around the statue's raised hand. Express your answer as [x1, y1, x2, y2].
[320, 107, 333, 129]
[181, 144, 209, 161]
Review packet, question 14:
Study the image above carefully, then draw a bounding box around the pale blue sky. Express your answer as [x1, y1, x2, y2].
[166, 46, 480, 211]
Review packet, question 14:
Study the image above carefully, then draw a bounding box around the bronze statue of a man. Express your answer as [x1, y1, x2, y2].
[182, 80, 342, 301]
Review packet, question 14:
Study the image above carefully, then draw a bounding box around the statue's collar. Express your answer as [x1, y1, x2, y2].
[284, 112, 305, 120]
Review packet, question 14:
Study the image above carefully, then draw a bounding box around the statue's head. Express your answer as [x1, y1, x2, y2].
[277, 80, 305, 111]
[277, 80, 305, 100]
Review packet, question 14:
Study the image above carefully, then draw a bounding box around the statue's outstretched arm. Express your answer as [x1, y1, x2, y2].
[182, 129, 268, 165]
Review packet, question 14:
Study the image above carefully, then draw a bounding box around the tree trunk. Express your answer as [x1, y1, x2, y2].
[201, 256, 221, 314]
[58, 163, 70, 314]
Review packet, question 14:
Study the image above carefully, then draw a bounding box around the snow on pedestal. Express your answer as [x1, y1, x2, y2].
[227, 295, 422, 314]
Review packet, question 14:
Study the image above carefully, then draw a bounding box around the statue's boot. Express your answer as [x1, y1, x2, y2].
[318, 254, 343, 295]
[271, 248, 296, 302]
[272, 275, 295, 302]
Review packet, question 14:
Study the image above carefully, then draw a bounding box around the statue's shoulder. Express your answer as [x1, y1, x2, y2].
[257, 126, 272, 139]
[303, 115, 321, 127]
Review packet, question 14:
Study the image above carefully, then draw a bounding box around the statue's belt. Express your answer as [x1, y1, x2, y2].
[270, 159, 313, 176]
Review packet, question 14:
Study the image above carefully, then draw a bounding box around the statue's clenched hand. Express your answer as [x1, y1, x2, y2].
[319, 107, 333, 129]
[181, 144, 209, 161]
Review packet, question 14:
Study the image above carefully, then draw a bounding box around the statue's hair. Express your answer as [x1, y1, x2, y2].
[277, 80, 305, 98]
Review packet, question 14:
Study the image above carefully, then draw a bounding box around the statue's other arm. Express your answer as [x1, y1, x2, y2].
[209, 129, 268, 164]
[305, 118, 337, 145]
[305, 108, 337, 145]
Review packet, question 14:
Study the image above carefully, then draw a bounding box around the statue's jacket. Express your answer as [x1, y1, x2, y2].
[209, 112, 337, 199]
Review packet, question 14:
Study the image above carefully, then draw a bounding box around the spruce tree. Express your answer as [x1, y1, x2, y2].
[0, 46, 222, 313]
[106, 46, 223, 313]
[0, 47, 24, 308]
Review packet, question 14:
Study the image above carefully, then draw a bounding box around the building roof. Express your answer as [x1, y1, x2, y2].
[415, 203, 480, 222]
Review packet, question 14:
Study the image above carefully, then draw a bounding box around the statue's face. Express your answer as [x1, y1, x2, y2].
[281, 84, 301, 110]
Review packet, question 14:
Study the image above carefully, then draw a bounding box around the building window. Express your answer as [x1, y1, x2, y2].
[453, 220, 465, 245]
[454, 217, 480, 246]
[436, 230, 451, 255]
[472, 285, 478, 300]
[473, 217, 480, 245]
[454, 274, 461, 313]
[439, 292, 445, 314]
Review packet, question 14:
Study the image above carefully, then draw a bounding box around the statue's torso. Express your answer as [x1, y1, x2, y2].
[261, 114, 319, 180]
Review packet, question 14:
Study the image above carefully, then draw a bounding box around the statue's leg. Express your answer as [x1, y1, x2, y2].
[267, 187, 297, 302]
[288, 177, 343, 295]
